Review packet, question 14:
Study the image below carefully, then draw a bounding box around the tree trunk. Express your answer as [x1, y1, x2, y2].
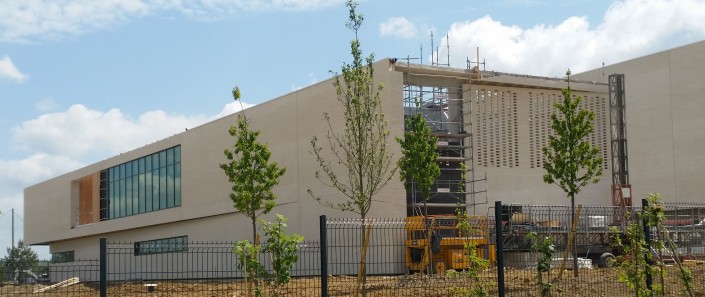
[571, 196, 578, 278]
[252, 217, 257, 244]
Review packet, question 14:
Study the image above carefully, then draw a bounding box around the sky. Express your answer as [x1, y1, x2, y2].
[1, 0, 705, 259]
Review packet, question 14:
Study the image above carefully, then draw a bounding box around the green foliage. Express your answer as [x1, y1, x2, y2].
[542, 83, 603, 199]
[526, 232, 555, 297]
[3, 240, 39, 284]
[610, 222, 648, 297]
[234, 214, 304, 297]
[611, 193, 694, 297]
[261, 214, 304, 291]
[645, 193, 694, 297]
[610, 194, 668, 297]
[0, 259, 5, 285]
[542, 74, 602, 275]
[234, 240, 265, 295]
[309, 0, 396, 220]
[452, 210, 490, 297]
[396, 108, 440, 216]
[221, 86, 287, 243]
[309, 3, 394, 296]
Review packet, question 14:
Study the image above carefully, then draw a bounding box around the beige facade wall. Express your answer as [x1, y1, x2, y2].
[398, 63, 612, 214]
[574, 40, 705, 204]
[463, 84, 612, 214]
[24, 60, 406, 254]
[31, 39, 704, 259]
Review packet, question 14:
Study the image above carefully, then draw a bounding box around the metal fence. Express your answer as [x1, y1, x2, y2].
[2, 201, 704, 296]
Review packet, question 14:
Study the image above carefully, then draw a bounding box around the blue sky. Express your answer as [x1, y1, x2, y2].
[1, 0, 704, 259]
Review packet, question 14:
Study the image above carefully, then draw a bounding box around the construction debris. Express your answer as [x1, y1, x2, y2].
[33, 277, 80, 293]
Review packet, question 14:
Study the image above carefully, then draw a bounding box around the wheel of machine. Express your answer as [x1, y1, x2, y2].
[598, 252, 615, 268]
[434, 260, 447, 274]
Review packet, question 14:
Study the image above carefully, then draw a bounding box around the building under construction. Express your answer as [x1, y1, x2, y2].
[23, 40, 705, 264]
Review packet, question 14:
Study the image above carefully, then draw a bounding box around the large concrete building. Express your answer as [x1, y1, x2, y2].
[24, 40, 705, 262]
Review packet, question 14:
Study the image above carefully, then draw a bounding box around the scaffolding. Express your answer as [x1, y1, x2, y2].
[401, 76, 487, 216]
[609, 74, 631, 224]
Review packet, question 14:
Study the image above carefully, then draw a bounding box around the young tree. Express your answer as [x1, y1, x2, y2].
[221, 86, 287, 243]
[396, 109, 440, 216]
[261, 214, 304, 296]
[309, 0, 396, 221]
[542, 70, 603, 276]
[4, 240, 39, 283]
[309, 2, 396, 295]
[233, 214, 304, 297]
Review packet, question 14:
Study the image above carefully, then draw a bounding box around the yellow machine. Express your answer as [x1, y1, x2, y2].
[405, 215, 495, 273]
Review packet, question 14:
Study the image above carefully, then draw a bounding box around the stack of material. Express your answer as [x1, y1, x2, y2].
[33, 277, 80, 293]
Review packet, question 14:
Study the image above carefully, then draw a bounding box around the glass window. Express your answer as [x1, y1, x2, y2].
[167, 149, 174, 165]
[138, 158, 145, 174]
[125, 176, 133, 215]
[138, 173, 146, 213]
[109, 182, 115, 219]
[98, 146, 181, 220]
[134, 236, 187, 256]
[145, 155, 152, 172]
[145, 171, 153, 212]
[159, 151, 167, 168]
[159, 167, 167, 209]
[174, 146, 181, 165]
[166, 164, 175, 208]
[152, 153, 159, 171]
[174, 164, 181, 207]
[152, 169, 160, 211]
[51, 251, 75, 263]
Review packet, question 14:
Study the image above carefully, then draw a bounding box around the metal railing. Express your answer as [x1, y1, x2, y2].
[2, 201, 704, 296]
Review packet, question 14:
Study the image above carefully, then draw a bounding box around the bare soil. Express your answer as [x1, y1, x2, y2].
[2, 266, 703, 296]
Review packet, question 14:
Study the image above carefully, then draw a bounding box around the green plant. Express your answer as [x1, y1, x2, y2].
[221, 86, 287, 244]
[4, 240, 39, 284]
[308, 1, 396, 296]
[396, 101, 440, 217]
[610, 198, 666, 297]
[0, 260, 5, 285]
[645, 193, 693, 297]
[526, 232, 555, 297]
[610, 223, 648, 297]
[234, 240, 265, 296]
[542, 71, 603, 276]
[612, 193, 694, 297]
[234, 214, 304, 297]
[453, 209, 490, 297]
[308, 0, 396, 220]
[261, 214, 304, 296]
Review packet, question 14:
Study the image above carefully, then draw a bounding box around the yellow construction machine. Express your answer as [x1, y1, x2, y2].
[405, 215, 494, 273]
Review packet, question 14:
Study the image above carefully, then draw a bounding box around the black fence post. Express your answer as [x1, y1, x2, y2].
[320, 215, 328, 297]
[100, 237, 107, 297]
[495, 201, 505, 297]
[642, 198, 653, 294]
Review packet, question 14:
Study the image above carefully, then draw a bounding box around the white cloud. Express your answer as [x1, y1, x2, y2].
[11, 104, 209, 160]
[438, 0, 705, 76]
[215, 100, 256, 119]
[0, 153, 82, 258]
[290, 73, 319, 91]
[0, 154, 83, 193]
[0, 100, 255, 257]
[0, 0, 151, 42]
[35, 98, 59, 112]
[12, 102, 256, 160]
[379, 17, 418, 39]
[0, 0, 341, 42]
[0, 55, 27, 83]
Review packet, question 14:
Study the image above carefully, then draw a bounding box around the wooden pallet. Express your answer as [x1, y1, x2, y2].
[33, 277, 80, 293]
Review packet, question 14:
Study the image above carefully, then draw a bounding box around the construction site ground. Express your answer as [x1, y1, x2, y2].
[2, 265, 704, 296]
